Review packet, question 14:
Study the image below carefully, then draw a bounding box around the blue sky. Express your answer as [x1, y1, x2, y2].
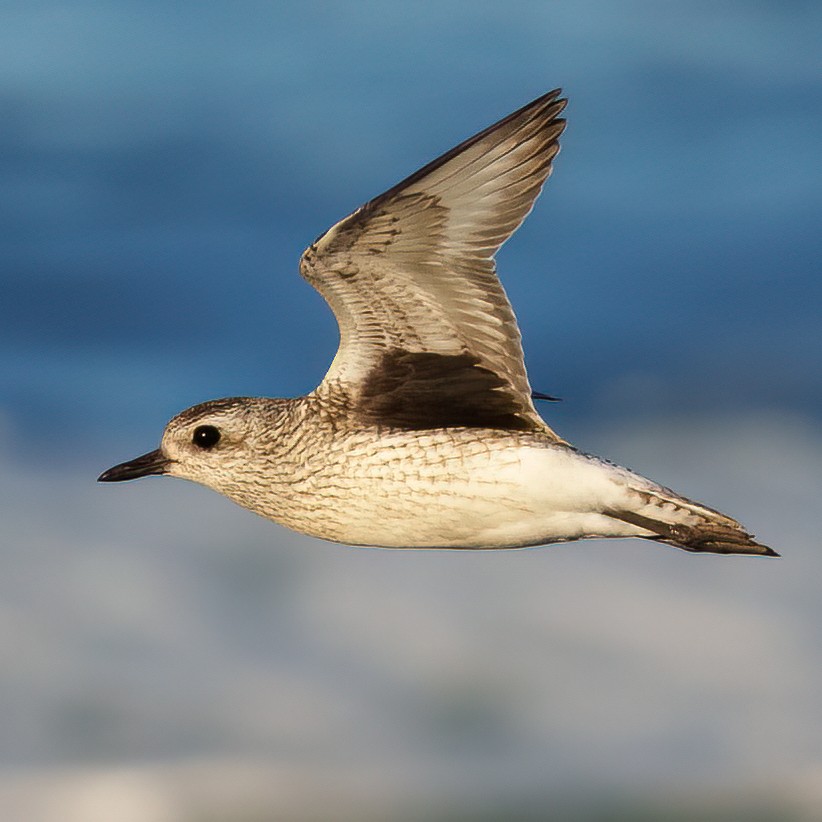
[1, 3, 822, 819]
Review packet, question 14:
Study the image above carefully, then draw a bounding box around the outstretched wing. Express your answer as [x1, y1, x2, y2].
[300, 90, 566, 436]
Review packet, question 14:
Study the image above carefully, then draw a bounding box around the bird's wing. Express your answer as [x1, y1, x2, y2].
[300, 90, 566, 436]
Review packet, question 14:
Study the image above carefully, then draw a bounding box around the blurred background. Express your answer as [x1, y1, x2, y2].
[2, 2, 822, 820]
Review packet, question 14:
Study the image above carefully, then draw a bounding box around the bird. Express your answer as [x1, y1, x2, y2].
[98, 89, 776, 557]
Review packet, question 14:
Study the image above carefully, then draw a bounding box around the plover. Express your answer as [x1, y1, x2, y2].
[99, 90, 776, 556]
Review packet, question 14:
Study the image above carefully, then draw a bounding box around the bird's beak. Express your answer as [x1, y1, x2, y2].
[97, 449, 170, 483]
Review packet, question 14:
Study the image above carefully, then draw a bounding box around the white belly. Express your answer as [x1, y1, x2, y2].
[273, 429, 648, 549]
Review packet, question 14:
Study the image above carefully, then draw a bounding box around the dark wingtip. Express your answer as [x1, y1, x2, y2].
[609, 508, 779, 558]
[531, 391, 563, 402]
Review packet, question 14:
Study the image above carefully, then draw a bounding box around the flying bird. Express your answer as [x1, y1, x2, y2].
[99, 90, 776, 557]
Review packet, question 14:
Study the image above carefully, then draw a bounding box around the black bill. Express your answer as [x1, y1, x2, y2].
[97, 449, 170, 482]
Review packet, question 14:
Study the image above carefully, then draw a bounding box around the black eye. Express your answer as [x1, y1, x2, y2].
[192, 425, 221, 450]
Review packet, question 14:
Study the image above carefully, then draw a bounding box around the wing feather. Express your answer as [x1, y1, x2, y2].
[300, 90, 567, 436]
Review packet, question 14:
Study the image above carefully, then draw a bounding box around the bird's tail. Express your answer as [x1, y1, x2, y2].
[607, 489, 778, 557]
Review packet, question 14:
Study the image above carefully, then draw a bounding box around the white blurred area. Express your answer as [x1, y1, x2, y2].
[2, 413, 821, 820]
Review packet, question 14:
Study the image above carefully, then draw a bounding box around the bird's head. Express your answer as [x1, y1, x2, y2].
[98, 397, 280, 491]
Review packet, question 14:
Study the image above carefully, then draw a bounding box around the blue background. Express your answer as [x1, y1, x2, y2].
[7, 2, 820, 462]
[2, 3, 821, 820]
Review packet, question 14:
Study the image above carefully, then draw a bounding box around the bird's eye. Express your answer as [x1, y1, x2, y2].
[192, 425, 221, 450]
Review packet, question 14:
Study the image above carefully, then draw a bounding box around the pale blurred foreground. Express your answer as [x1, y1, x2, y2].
[2, 415, 822, 821]
[4, 758, 822, 822]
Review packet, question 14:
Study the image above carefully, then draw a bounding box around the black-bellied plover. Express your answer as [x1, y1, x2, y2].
[99, 90, 775, 556]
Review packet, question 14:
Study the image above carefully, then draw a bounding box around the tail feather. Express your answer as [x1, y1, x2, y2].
[608, 492, 778, 557]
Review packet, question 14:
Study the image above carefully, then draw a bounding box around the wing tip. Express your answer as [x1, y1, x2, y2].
[361, 88, 568, 212]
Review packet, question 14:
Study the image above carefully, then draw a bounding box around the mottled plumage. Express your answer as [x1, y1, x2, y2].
[99, 90, 776, 557]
